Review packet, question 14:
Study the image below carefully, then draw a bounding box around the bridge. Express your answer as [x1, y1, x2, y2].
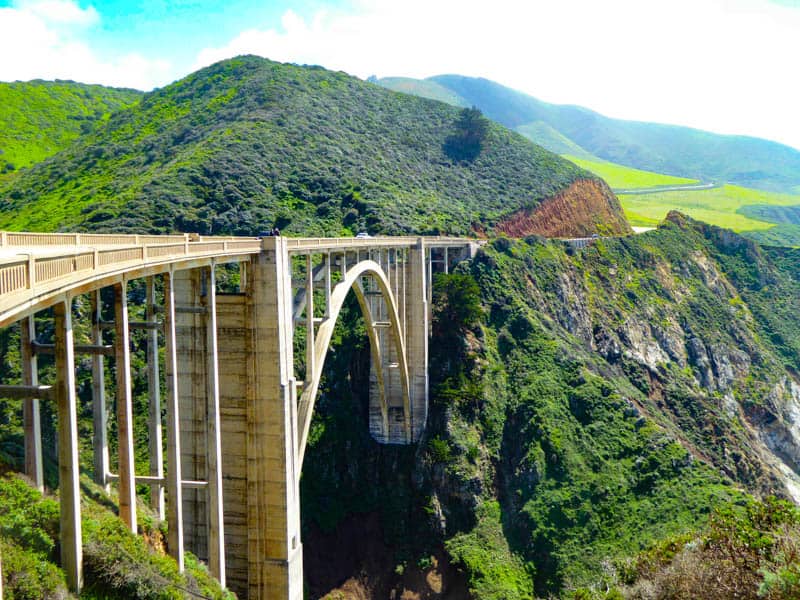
[0, 231, 479, 599]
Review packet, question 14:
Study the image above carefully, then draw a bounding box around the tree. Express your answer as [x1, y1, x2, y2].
[443, 106, 489, 162]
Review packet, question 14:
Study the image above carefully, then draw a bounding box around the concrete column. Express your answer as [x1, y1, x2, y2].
[215, 291, 250, 596]
[20, 316, 43, 491]
[163, 270, 185, 572]
[304, 254, 315, 388]
[174, 269, 208, 561]
[405, 240, 429, 441]
[204, 265, 226, 587]
[90, 291, 109, 492]
[114, 281, 137, 533]
[248, 236, 303, 600]
[146, 277, 165, 519]
[54, 299, 82, 593]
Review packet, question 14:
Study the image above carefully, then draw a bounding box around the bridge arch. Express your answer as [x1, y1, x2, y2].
[296, 259, 410, 466]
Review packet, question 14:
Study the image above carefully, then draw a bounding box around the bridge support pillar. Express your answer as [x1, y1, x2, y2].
[405, 241, 429, 441]
[246, 236, 303, 600]
[54, 299, 82, 593]
[21, 315, 43, 491]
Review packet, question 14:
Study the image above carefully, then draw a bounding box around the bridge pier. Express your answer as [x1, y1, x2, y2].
[245, 237, 303, 600]
[173, 267, 226, 585]
[54, 299, 82, 593]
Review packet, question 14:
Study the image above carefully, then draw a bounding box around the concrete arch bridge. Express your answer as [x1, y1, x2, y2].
[0, 231, 478, 599]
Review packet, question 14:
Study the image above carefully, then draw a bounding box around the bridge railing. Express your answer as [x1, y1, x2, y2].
[0, 231, 193, 247]
[0, 238, 263, 300]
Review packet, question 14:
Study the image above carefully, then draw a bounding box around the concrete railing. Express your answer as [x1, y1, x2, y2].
[0, 236, 264, 328]
[0, 231, 192, 247]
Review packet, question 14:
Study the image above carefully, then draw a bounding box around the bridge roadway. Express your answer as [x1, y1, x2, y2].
[0, 231, 479, 599]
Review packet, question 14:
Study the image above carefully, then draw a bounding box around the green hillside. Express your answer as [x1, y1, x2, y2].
[378, 74, 800, 193]
[566, 155, 698, 189]
[370, 76, 469, 107]
[516, 122, 596, 159]
[0, 80, 141, 178]
[0, 57, 607, 236]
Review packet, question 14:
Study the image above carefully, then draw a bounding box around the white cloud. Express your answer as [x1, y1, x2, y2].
[190, 0, 800, 150]
[16, 0, 99, 26]
[0, 1, 171, 90]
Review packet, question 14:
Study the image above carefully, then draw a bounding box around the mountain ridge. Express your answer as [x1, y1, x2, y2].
[0, 56, 629, 238]
[377, 74, 800, 193]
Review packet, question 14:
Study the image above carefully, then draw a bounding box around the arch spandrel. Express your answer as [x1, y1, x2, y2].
[296, 259, 410, 467]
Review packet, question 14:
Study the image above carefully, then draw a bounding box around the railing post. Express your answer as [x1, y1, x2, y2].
[163, 270, 185, 572]
[204, 264, 226, 587]
[146, 277, 165, 519]
[114, 281, 137, 533]
[91, 291, 109, 491]
[21, 316, 43, 491]
[54, 299, 82, 593]
[27, 255, 34, 289]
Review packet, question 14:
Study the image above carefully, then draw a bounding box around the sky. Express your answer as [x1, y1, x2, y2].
[1, 0, 799, 150]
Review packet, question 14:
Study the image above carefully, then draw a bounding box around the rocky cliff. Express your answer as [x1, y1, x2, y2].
[303, 213, 800, 598]
[494, 178, 631, 238]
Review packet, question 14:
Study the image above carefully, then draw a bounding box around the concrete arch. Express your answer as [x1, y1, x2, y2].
[296, 259, 410, 466]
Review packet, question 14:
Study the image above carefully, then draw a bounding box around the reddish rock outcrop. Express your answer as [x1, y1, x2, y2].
[494, 178, 631, 238]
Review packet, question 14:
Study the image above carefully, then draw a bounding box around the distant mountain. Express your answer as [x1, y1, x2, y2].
[0, 80, 141, 178]
[377, 75, 800, 193]
[0, 56, 628, 237]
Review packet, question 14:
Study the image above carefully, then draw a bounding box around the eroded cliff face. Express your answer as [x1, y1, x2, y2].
[494, 178, 631, 238]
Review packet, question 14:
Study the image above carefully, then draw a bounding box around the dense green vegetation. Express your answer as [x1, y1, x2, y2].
[0, 56, 596, 236]
[299, 214, 800, 598]
[378, 74, 800, 193]
[0, 470, 231, 599]
[0, 81, 141, 179]
[620, 497, 800, 598]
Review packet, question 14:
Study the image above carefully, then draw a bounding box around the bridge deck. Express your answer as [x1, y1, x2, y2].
[0, 232, 480, 328]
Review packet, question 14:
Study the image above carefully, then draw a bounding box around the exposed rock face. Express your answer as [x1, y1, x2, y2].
[494, 178, 632, 238]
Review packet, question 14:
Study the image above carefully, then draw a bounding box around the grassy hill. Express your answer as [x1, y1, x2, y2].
[0, 57, 626, 237]
[566, 155, 699, 189]
[0, 80, 141, 179]
[377, 74, 800, 193]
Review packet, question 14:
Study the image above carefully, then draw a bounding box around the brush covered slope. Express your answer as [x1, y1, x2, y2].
[302, 214, 800, 598]
[0, 56, 628, 238]
[377, 74, 800, 193]
[0, 80, 141, 178]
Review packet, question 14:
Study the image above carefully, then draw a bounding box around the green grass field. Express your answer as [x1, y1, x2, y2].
[619, 184, 800, 231]
[565, 154, 800, 244]
[565, 155, 698, 189]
